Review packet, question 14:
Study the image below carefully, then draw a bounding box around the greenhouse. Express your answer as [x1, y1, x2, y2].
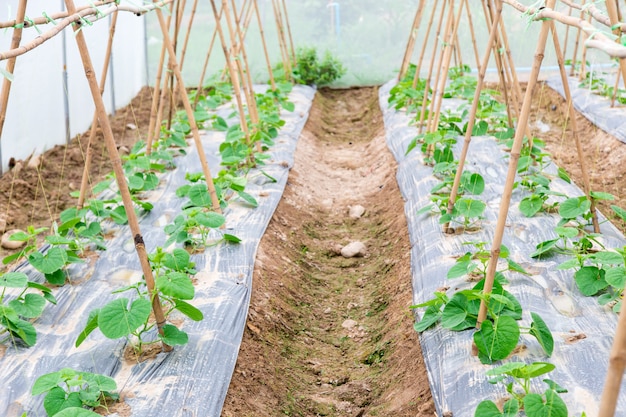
[1, 1, 626, 416]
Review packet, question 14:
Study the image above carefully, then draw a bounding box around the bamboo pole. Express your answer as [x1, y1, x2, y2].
[579, 12, 593, 81]
[209, 0, 251, 140]
[146, 3, 174, 154]
[254, 0, 276, 90]
[64, 0, 171, 351]
[179, 0, 199, 72]
[444, 0, 504, 233]
[154, 5, 222, 213]
[417, 0, 448, 133]
[464, 0, 482, 73]
[570, 0, 585, 76]
[399, 0, 426, 81]
[167, 0, 186, 131]
[562, 5, 573, 60]
[428, 0, 463, 134]
[599, 1, 626, 413]
[611, 69, 621, 107]
[477, 0, 556, 327]
[0, 0, 118, 29]
[193, 7, 224, 109]
[272, 0, 291, 80]
[415, 0, 439, 84]
[0, 0, 27, 160]
[280, 0, 297, 65]
[77, 11, 119, 208]
[550, 21, 600, 233]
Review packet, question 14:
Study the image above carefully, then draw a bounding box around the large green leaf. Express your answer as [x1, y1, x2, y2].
[174, 299, 204, 321]
[529, 313, 554, 356]
[52, 407, 101, 417]
[455, 198, 486, 219]
[196, 211, 226, 229]
[524, 390, 568, 417]
[160, 323, 189, 346]
[574, 266, 609, 296]
[474, 399, 519, 417]
[0, 272, 28, 288]
[97, 298, 151, 339]
[474, 315, 520, 364]
[590, 251, 624, 265]
[75, 309, 100, 347]
[3, 316, 37, 346]
[157, 272, 195, 300]
[188, 184, 212, 207]
[559, 197, 591, 219]
[441, 293, 470, 329]
[447, 258, 478, 279]
[32, 371, 63, 395]
[9, 293, 46, 318]
[520, 195, 544, 217]
[606, 267, 626, 290]
[43, 387, 82, 416]
[164, 249, 191, 272]
[28, 247, 68, 274]
[461, 172, 485, 195]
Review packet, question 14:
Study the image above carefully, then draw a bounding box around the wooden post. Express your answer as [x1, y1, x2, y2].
[399, 0, 426, 81]
[154, 5, 222, 213]
[444, 0, 504, 233]
[611, 70, 621, 107]
[562, 5, 573, 59]
[272, 0, 292, 80]
[550, 21, 601, 233]
[179, 0, 199, 72]
[193, 7, 223, 109]
[578, 11, 593, 81]
[464, 0, 482, 73]
[280, 0, 297, 65]
[415, 0, 440, 82]
[477, 0, 555, 326]
[64, 0, 171, 351]
[569, 0, 585, 76]
[78, 11, 119, 208]
[0, 0, 27, 174]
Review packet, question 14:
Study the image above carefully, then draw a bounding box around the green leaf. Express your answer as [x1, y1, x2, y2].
[461, 173, 485, 195]
[43, 388, 82, 416]
[520, 195, 544, 217]
[472, 120, 489, 136]
[611, 205, 626, 222]
[160, 323, 189, 346]
[32, 370, 62, 395]
[82, 372, 117, 392]
[529, 313, 554, 356]
[554, 226, 579, 239]
[544, 379, 568, 394]
[196, 211, 226, 229]
[559, 197, 591, 219]
[414, 305, 441, 332]
[127, 173, 145, 191]
[9, 293, 46, 318]
[574, 266, 609, 296]
[524, 389, 568, 417]
[236, 191, 258, 207]
[0, 272, 28, 288]
[531, 239, 559, 259]
[164, 249, 191, 271]
[455, 198, 486, 219]
[157, 272, 195, 300]
[45, 269, 67, 286]
[174, 299, 204, 321]
[474, 398, 519, 417]
[474, 315, 520, 364]
[590, 251, 624, 265]
[557, 167, 571, 183]
[447, 259, 477, 279]
[223, 233, 241, 243]
[75, 309, 100, 347]
[28, 247, 68, 274]
[441, 293, 469, 329]
[590, 191, 615, 201]
[97, 298, 152, 339]
[7, 317, 37, 346]
[606, 267, 626, 289]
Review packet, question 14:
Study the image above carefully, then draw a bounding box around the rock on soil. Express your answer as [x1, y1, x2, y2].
[1, 229, 25, 249]
[349, 205, 366, 219]
[341, 241, 367, 258]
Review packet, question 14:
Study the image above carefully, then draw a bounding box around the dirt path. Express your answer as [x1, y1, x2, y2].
[221, 88, 435, 416]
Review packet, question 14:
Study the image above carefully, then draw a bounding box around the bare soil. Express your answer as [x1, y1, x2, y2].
[1, 79, 626, 416]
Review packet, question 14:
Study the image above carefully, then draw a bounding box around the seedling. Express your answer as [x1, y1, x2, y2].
[164, 207, 240, 250]
[0, 272, 56, 346]
[475, 362, 568, 417]
[32, 368, 118, 416]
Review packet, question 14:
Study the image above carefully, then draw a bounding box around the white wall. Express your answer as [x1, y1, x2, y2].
[0, 0, 147, 172]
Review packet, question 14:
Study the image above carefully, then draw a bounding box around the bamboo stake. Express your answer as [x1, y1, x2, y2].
[272, 0, 291, 80]
[570, 0, 585, 76]
[193, 7, 224, 109]
[78, 11, 119, 208]
[179, 0, 199, 72]
[399, 0, 426, 81]
[0, 0, 27, 157]
[611, 68, 621, 107]
[550, 21, 600, 233]
[146, 3, 174, 154]
[0, 0, 118, 29]
[417, 0, 448, 133]
[444, 0, 504, 234]
[599, 1, 626, 413]
[415, 0, 439, 84]
[477, 0, 555, 327]
[218, 0, 253, 82]
[209, 0, 251, 140]
[579, 12, 593, 81]
[562, 5, 573, 60]
[64, 0, 171, 351]
[154, 5, 222, 213]
[167, 0, 186, 131]
[254, 0, 276, 89]
[428, 0, 463, 134]
[464, 0, 482, 73]
[280, 0, 297, 65]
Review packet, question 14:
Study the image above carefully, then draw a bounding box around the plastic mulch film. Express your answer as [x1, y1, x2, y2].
[0, 85, 316, 417]
[547, 74, 626, 145]
[379, 80, 626, 417]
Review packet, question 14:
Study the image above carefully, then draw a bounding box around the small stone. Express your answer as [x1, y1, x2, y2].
[341, 241, 366, 258]
[118, 146, 130, 155]
[321, 199, 333, 209]
[329, 243, 343, 256]
[126, 123, 137, 130]
[356, 278, 365, 287]
[324, 307, 332, 314]
[603, 146, 611, 154]
[342, 319, 358, 330]
[348, 205, 366, 219]
[11, 161, 23, 176]
[26, 154, 42, 170]
[2, 229, 26, 249]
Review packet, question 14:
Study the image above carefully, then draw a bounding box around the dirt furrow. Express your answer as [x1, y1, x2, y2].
[222, 87, 434, 417]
